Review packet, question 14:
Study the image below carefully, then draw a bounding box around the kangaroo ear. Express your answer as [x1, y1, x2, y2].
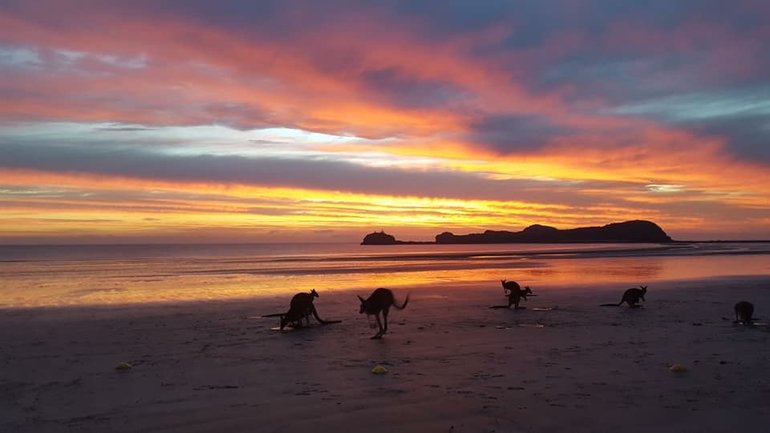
[357, 295, 365, 303]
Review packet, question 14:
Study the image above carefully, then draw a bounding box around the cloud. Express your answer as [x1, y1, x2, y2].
[96, 125, 158, 132]
[358, 67, 470, 109]
[0, 139, 565, 203]
[466, 114, 577, 153]
[608, 86, 770, 161]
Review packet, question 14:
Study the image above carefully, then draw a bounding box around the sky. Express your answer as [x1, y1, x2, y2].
[1, 0, 769, 244]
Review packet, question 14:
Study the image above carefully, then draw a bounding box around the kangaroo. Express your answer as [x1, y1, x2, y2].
[600, 285, 647, 308]
[358, 288, 409, 339]
[734, 301, 754, 325]
[264, 289, 338, 330]
[491, 279, 533, 309]
[281, 289, 319, 329]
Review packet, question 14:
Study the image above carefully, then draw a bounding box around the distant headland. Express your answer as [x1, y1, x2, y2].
[361, 220, 673, 245]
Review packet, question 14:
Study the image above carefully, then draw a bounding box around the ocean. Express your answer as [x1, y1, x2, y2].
[1, 242, 769, 308]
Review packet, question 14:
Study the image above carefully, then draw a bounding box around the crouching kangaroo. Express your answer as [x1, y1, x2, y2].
[734, 301, 754, 325]
[264, 289, 339, 330]
[358, 288, 409, 339]
[600, 285, 647, 308]
[491, 279, 533, 309]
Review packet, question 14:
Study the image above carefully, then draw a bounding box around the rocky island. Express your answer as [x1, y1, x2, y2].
[361, 231, 399, 245]
[362, 220, 673, 245]
[360, 231, 433, 245]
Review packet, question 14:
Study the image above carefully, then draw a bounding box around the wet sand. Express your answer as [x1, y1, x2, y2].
[2, 276, 770, 432]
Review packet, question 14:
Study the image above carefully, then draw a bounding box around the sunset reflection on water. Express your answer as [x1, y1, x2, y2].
[1, 243, 768, 307]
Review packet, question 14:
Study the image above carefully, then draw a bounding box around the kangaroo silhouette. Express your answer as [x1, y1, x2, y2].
[491, 279, 533, 309]
[734, 301, 754, 324]
[264, 289, 338, 330]
[358, 288, 409, 339]
[600, 285, 647, 308]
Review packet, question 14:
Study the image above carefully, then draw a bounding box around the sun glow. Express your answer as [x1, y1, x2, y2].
[0, 167, 643, 243]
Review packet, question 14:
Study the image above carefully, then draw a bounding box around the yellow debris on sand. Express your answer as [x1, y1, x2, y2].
[669, 363, 688, 373]
[115, 362, 133, 370]
[371, 365, 388, 374]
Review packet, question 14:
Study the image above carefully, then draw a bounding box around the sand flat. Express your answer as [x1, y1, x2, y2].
[2, 276, 769, 432]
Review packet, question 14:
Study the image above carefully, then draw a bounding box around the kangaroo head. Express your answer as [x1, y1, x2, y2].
[310, 289, 319, 298]
[640, 285, 647, 293]
[523, 286, 532, 295]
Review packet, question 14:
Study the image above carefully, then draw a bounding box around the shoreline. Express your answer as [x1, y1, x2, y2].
[3, 275, 770, 432]
[3, 241, 770, 309]
[3, 272, 769, 311]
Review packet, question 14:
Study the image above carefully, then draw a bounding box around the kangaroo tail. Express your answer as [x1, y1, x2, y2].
[393, 293, 410, 310]
[599, 303, 621, 307]
[262, 313, 286, 318]
[489, 305, 510, 309]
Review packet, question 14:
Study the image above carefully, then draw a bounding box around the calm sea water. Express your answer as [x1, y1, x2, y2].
[1, 242, 769, 307]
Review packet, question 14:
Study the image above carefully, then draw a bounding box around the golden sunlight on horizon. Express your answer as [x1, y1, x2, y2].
[1, 164, 766, 244]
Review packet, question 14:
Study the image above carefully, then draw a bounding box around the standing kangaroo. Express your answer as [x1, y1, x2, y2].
[734, 301, 754, 325]
[358, 288, 409, 339]
[600, 285, 647, 308]
[491, 279, 533, 309]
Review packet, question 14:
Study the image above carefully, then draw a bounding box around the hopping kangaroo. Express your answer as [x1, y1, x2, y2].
[600, 285, 647, 308]
[734, 301, 754, 325]
[491, 279, 533, 309]
[358, 288, 409, 339]
[265, 289, 337, 330]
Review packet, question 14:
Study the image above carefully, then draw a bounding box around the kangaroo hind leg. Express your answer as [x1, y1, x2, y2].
[382, 308, 390, 334]
[371, 314, 385, 339]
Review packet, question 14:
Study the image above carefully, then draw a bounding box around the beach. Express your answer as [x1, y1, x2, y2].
[3, 275, 770, 433]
